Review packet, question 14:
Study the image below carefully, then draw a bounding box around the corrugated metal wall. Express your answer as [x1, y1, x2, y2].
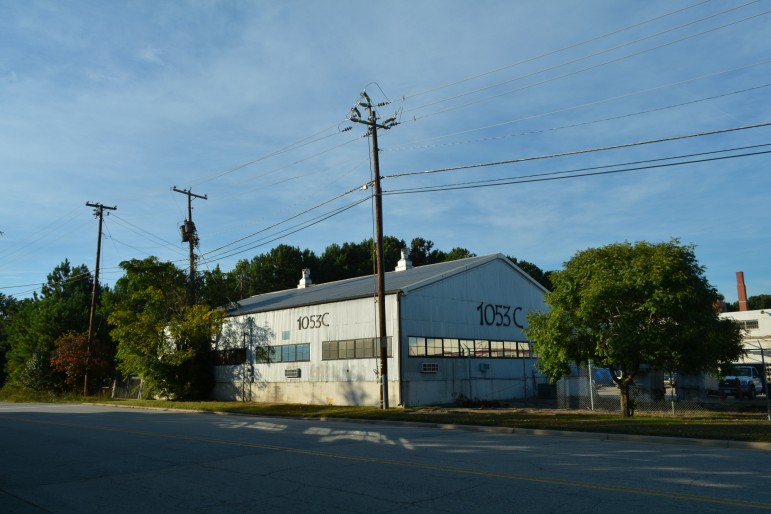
[213, 295, 400, 406]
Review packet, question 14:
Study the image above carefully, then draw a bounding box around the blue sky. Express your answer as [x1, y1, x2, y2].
[1, 0, 770, 303]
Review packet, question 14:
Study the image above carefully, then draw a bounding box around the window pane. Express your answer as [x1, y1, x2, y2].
[322, 341, 338, 360]
[443, 338, 460, 357]
[458, 340, 474, 357]
[490, 341, 504, 358]
[282, 345, 296, 362]
[270, 347, 281, 362]
[409, 337, 426, 357]
[518, 341, 531, 358]
[297, 343, 310, 361]
[474, 340, 490, 358]
[340, 340, 355, 359]
[427, 338, 443, 356]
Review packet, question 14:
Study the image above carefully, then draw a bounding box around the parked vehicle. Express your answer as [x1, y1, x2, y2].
[719, 366, 764, 399]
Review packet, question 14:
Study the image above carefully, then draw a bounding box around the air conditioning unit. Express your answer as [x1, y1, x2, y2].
[285, 368, 301, 378]
[420, 363, 439, 373]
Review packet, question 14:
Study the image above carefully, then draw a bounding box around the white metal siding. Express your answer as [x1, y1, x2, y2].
[213, 295, 400, 406]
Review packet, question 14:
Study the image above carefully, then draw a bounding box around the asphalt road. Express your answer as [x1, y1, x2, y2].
[1, 402, 771, 513]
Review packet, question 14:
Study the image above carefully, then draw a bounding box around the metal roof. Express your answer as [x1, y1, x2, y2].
[226, 253, 546, 316]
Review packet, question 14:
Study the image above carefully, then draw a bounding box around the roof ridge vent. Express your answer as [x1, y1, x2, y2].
[298, 268, 312, 288]
[395, 248, 413, 271]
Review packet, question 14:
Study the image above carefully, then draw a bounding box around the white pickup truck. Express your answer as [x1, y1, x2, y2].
[719, 366, 764, 399]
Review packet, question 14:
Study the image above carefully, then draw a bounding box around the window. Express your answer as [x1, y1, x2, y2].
[355, 339, 374, 358]
[266, 343, 310, 363]
[322, 341, 338, 360]
[339, 340, 355, 359]
[474, 340, 490, 358]
[443, 338, 461, 357]
[427, 338, 443, 356]
[737, 320, 759, 330]
[409, 337, 426, 357]
[322, 337, 393, 360]
[407, 336, 532, 359]
[213, 348, 246, 366]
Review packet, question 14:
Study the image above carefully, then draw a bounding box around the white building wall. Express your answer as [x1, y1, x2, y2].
[399, 260, 547, 406]
[719, 309, 771, 375]
[213, 295, 400, 406]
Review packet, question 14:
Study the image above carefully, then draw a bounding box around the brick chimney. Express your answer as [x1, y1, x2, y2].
[736, 271, 749, 311]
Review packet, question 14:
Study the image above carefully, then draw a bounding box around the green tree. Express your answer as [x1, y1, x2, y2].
[748, 295, 771, 310]
[4, 260, 94, 390]
[109, 257, 224, 399]
[508, 256, 553, 291]
[0, 293, 20, 386]
[525, 240, 743, 417]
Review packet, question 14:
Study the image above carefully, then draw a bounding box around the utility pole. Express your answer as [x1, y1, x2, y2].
[172, 186, 207, 306]
[84, 201, 116, 397]
[349, 91, 398, 409]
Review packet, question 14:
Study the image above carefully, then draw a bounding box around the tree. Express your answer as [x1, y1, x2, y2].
[0, 293, 20, 386]
[525, 240, 744, 417]
[508, 256, 553, 291]
[50, 332, 110, 390]
[4, 260, 95, 390]
[109, 257, 225, 399]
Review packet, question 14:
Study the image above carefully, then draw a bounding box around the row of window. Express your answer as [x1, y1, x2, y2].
[321, 337, 393, 361]
[261, 343, 310, 363]
[736, 319, 760, 330]
[214, 336, 528, 364]
[213, 348, 247, 366]
[213, 338, 392, 365]
[408, 337, 532, 358]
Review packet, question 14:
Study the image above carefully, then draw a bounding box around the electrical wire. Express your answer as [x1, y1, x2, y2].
[383, 148, 771, 195]
[190, 121, 352, 186]
[405, 8, 771, 122]
[199, 184, 366, 258]
[382, 122, 771, 180]
[200, 197, 370, 263]
[384, 143, 771, 194]
[384, 71, 771, 153]
[401, 0, 716, 101]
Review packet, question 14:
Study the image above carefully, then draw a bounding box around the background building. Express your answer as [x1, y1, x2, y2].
[212, 253, 548, 406]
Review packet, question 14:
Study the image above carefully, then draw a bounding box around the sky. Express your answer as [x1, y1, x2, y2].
[1, 0, 770, 303]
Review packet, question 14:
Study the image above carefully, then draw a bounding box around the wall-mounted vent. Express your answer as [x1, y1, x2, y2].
[285, 368, 301, 379]
[479, 363, 490, 372]
[420, 362, 439, 373]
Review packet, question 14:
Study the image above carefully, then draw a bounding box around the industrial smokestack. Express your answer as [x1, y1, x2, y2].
[736, 271, 749, 311]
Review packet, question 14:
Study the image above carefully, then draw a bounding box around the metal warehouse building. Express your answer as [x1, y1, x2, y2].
[211, 253, 548, 407]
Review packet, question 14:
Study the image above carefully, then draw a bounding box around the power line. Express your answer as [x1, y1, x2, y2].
[200, 197, 370, 263]
[400, 0, 716, 101]
[384, 143, 771, 195]
[200, 184, 365, 259]
[384, 148, 771, 196]
[190, 122, 352, 186]
[384, 70, 771, 153]
[382, 122, 771, 181]
[405, 8, 771, 123]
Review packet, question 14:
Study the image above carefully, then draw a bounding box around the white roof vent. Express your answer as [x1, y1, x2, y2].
[297, 268, 312, 288]
[395, 248, 413, 272]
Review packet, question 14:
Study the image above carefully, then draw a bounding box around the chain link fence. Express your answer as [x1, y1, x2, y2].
[532, 365, 768, 417]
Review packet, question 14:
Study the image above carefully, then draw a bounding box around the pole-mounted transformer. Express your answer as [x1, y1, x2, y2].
[172, 186, 207, 305]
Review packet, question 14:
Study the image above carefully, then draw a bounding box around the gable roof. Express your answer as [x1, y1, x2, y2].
[226, 253, 547, 316]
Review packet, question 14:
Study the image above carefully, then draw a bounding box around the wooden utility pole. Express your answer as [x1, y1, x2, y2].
[84, 201, 116, 397]
[349, 91, 398, 409]
[172, 186, 207, 305]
